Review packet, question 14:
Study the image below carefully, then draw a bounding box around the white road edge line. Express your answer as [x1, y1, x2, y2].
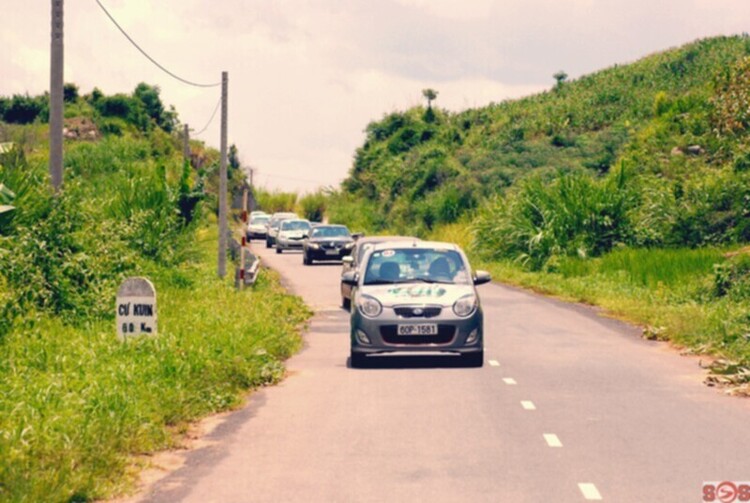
[521, 400, 536, 410]
[502, 377, 517, 385]
[489, 360, 500, 367]
[578, 483, 602, 500]
[543, 433, 562, 447]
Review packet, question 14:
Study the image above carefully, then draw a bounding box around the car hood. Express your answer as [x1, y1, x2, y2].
[359, 283, 475, 307]
[279, 230, 307, 238]
[309, 237, 353, 244]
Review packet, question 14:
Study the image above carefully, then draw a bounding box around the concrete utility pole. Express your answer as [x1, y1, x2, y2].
[49, 0, 64, 191]
[218, 71, 228, 278]
[183, 124, 190, 165]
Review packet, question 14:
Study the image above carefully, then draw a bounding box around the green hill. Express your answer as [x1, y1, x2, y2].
[332, 35, 750, 255]
[328, 35, 750, 379]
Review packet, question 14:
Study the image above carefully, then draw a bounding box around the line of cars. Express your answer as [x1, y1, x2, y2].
[247, 211, 492, 368]
[246, 211, 356, 261]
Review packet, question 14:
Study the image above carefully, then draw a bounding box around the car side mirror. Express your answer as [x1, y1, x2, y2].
[342, 256, 354, 265]
[341, 271, 358, 286]
[352, 233, 364, 240]
[473, 270, 491, 286]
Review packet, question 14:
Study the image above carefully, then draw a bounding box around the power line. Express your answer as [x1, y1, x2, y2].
[95, 0, 220, 88]
[193, 96, 222, 136]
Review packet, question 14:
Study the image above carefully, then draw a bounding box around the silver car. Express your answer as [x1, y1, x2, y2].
[265, 212, 298, 248]
[340, 235, 419, 310]
[342, 241, 491, 368]
[275, 218, 312, 253]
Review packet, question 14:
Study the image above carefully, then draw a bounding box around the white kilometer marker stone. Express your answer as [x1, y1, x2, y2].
[578, 483, 602, 500]
[489, 360, 500, 367]
[543, 433, 562, 447]
[521, 400, 536, 410]
[502, 377, 517, 385]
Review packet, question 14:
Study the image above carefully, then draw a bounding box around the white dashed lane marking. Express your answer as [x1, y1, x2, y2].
[578, 483, 602, 500]
[543, 434, 563, 447]
[488, 360, 500, 367]
[502, 378, 517, 385]
[521, 400, 536, 410]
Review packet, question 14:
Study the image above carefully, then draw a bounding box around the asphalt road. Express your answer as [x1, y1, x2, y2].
[137, 240, 750, 503]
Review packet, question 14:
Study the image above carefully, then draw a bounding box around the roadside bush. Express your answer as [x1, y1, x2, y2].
[254, 189, 297, 213]
[714, 252, 750, 299]
[0, 186, 137, 324]
[107, 165, 185, 265]
[473, 168, 637, 269]
[297, 190, 326, 222]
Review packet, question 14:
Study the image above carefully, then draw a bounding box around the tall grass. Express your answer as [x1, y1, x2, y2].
[473, 168, 636, 269]
[0, 226, 311, 503]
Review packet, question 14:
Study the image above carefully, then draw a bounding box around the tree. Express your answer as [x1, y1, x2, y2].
[133, 83, 176, 132]
[63, 83, 79, 103]
[422, 88, 438, 109]
[553, 71, 568, 88]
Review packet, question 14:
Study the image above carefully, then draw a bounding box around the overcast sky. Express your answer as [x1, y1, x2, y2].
[2, 1, 750, 192]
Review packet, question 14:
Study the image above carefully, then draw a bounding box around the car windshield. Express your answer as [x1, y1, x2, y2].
[250, 216, 269, 225]
[363, 248, 469, 285]
[281, 220, 311, 231]
[311, 226, 350, 238]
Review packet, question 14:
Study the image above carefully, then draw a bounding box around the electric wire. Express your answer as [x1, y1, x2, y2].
[193, 96, 222, 136]
[95, 0, 220, 88]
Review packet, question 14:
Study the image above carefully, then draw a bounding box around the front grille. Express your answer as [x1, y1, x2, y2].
[394, 306, 442, 318]
[380, 325, 455, 345]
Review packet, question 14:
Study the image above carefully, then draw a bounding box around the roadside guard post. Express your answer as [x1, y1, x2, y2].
[116, 277, 157, 340]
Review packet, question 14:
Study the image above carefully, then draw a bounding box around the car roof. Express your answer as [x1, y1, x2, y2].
[370, 240, 459, 252]
[355, 235, 420, 245]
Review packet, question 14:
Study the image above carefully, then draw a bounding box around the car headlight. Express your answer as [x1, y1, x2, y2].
[344, 242, 355, 249]
[357, 295, 382, 318]
[453, 294, 477, 317]
[309, 243, 320, 249]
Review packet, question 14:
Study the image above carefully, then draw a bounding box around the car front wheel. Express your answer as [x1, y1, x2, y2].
[463, 351, 484, 368]
[350, 351, 367, 368]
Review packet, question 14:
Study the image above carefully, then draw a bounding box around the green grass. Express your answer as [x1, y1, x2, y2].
[463, 245, 750, 367]
[0, 225, 311, 503]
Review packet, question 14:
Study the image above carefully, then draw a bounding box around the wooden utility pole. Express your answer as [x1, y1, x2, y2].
[49, 0, 64, 191]
[218, 71, 228, 278]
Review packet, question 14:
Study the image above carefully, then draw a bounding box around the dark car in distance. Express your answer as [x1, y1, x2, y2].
[302, 225, 355, 265]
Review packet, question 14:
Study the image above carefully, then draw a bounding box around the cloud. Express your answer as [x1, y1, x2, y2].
[2, 1, 750, 192]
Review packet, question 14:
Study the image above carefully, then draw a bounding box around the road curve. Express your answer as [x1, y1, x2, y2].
[136, 241, 750, 503]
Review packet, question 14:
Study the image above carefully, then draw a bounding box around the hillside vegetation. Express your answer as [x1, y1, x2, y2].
[329, 35, 750, 376]
[0, 85, 309, 502]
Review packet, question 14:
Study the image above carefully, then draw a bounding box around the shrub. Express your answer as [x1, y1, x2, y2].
[2, 94, 46, 124]
[473, 168, 637, 269]
[297, 190, 326, 222]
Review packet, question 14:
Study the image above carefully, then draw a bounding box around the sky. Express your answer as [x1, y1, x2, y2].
[2, 1, 750, 193]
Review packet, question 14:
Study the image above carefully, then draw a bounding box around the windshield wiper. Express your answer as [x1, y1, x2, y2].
[407, 277, 453, 284]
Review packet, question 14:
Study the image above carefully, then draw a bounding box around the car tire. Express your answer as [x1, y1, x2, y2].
[463, 351, 484, 368]
[303, 254, 312, 265]
[350, 351, 367, 368]
[266, 239, 271, 249]
[276, 247, 282, 254]
[342, 296, 351, 311]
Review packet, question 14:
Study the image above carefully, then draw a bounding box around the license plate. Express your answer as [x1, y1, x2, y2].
[397, 324, 437, 336]
[325, 249, 339, 255]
